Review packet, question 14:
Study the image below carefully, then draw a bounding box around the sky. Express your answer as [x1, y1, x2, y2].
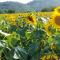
[0, 0, 33, 4]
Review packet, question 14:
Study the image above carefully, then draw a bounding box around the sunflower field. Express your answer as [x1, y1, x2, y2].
[0, 7, 60, 60]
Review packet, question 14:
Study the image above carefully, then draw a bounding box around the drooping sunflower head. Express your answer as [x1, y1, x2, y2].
[41, 53, 58, 60]
[27, 14, 37, 26]
[50, 14, 60, 29]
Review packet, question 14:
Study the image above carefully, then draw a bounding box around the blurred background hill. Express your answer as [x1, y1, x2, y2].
[0, 0, 60, 13]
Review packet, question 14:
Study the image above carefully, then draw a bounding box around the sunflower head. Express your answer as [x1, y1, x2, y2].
[50, 14, 60, 29]
[46, 6, 60, 30]
[27, 14, 37, 26]
[41, 53, 58, 60]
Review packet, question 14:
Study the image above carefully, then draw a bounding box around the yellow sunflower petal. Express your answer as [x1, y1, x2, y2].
[41, 54, 58, 60]
[54, 6, 60, 14]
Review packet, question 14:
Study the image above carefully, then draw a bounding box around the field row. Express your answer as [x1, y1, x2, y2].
[0, 12, 53, 17]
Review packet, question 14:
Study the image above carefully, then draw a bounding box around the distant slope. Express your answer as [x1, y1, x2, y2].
[0, 0, 60, 12]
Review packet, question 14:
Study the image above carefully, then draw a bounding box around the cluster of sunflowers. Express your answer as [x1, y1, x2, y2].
[0, 13, 37, 27]
[4, 14, 18, 25]
[41, 7, 60, 60]
[0, 11, 52, 26]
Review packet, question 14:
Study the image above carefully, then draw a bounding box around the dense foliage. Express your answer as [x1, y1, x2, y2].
[0, 11, 60, 60]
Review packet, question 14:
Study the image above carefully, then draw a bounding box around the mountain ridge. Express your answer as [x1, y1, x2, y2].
[0, 0, 60, 12]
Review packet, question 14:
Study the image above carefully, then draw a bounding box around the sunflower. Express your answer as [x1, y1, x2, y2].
[27, 14, 37, 26]
[49, 14, 60, 29]
[44, 7, 60, 34]
[41, 53, 58, 60]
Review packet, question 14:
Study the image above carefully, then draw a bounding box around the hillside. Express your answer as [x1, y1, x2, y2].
[0, 0, 60, 13]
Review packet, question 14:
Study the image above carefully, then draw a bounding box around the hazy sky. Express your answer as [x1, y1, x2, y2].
[0, 0, 33, 4]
